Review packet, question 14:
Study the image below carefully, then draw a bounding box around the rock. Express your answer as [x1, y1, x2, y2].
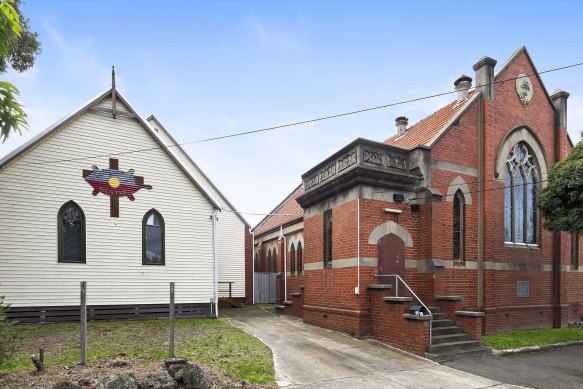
[97, 373, 139, 389]
[140, 372, 178, 389]
[167, 363, 189, 378]
[77, 378, 92, 386]
[164, 358, 188, 369]
[173, 368, 184, 383]
[182, 365, 211, 389]
[52, 382, 81, 389]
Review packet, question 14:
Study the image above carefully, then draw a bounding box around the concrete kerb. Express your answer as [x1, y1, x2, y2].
[491, 340, 583, 356]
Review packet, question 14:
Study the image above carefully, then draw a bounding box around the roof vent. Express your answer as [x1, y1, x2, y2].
[454, 75, 472, 102]
[395, 116, 409, 136]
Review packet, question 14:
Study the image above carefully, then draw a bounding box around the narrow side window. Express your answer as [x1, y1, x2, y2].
[143, 209, 165, 265]
[58, 201, 86, 263]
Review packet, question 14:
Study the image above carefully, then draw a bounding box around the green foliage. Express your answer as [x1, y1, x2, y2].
[482, 326, 583, 349]
[0, 294, 17, 364]
[538, 133, 583, 232]
[0, 0, 41, 143]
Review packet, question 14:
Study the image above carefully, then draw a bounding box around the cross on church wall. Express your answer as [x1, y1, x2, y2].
[82, 158, 146, 218]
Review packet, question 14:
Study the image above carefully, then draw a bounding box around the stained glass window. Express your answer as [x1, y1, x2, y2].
[143, 210, 164, 265]
[297, 241, 303, 273]
[58, 201, 85, 263]
[290, 243, 296, 274]
[453, 190, 464, 260]
[504, 143, 538, 244]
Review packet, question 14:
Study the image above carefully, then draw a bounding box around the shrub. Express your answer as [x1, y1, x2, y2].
[0, 293, 17, 364]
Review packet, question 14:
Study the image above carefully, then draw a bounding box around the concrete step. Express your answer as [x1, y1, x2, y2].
[427, 306, 441, 313]
[431, 319, 456, 328]
[431, 312, 448, 320]
[425, 346, 491, 363]
[275, 305, 285, 310]
[291, 292, 301, 297]
[431, 326, 464, 336]
[431, 333, 471, 345]
[427, 340, 483, 354]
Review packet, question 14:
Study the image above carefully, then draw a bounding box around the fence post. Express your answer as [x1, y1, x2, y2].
[169, 282, 175, 359]
[80, 281, 87, 366]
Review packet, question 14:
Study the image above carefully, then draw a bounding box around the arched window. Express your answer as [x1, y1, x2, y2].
[58, 201, 86, 263]
[297, 242, 303, 273]
[453, 190, 465, 260]
[254, 253, 259, 272]
[504, 142, 538, 244]
[273, 250, 277, 273]
[290, 243, 296, 274]
[143, 209, 165, 265]
[267, 249, 272, 272]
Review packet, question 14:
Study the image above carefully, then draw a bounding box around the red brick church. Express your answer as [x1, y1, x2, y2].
[252, 47, 581, 361]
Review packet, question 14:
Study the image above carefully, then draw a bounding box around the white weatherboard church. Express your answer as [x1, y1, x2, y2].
[0, 77, 249, 322]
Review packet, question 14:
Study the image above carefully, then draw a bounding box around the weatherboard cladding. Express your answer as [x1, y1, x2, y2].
[0, 94, 217, 307]
[146, 116, 247, 298]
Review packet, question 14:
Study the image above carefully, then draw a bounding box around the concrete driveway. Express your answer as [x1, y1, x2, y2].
[222, 306, 524, 388]
[445, 344, 583, 389]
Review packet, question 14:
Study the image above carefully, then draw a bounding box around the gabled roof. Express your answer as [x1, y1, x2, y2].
[384, 90, 480, 149]
[0, 87, 223, 210]
[146, 114, 250, 227]
[253, 184, 304, 236]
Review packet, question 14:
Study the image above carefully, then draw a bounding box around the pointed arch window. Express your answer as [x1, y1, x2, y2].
[143, 209, 165, 265]
[267, 249, 272, 272]
[290, 243, 296, 274]
[273, 250, 277, 273]
[254, 253, 259, 272]
[297, 241, 303, 273]
[453, 190, 465, 261]
[504, 142, 538, 244]
[58, 201, 86, 263]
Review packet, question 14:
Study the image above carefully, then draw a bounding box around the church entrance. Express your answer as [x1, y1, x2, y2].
[378, 233, 405, 286]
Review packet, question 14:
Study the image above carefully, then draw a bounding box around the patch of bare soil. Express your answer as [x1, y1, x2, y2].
[0, 355, 274, 389]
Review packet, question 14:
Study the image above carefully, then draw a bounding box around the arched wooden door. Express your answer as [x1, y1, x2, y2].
[378, 233, 405, 280]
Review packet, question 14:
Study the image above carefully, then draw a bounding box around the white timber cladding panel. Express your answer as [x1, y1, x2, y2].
[147, 118, 246, 298]
[0, 107, 215, 307]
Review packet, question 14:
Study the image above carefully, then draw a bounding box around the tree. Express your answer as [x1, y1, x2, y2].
[0, 0, 42, 143]
[538, 132, 583, 232]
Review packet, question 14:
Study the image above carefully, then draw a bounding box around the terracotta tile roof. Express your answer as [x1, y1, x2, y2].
[253, 184, 304, 236]
[384, 91, 477, 149]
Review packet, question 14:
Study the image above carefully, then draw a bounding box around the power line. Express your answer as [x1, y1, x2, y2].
[239, 171, 581, 218]
[19, 60, 583, 166]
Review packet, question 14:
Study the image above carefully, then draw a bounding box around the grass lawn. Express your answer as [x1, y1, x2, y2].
[481, 326, 583, 350]
[0, 318, 274, 384]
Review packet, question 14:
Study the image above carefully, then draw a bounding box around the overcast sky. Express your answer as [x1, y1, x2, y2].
[1, 1, 582, 226]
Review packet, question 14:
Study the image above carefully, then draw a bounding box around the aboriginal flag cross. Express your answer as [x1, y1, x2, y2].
[82, 158, 152, 217]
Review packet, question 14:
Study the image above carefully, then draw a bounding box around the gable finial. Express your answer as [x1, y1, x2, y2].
[111, 65, 117, 119]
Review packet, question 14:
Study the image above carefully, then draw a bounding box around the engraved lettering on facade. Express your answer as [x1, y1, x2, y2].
[337, 149, 358, 172]
[320, 163, 336, 182]
[363, 149, 383, 165]
[386, 154, 407, 169]
[304, 174, 320, 190]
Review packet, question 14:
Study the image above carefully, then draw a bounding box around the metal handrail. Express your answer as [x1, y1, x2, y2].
[377, 274, 433, 345]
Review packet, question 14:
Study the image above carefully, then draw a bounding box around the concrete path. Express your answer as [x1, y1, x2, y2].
[445, 344, 583, 389]
[222, 307, 525, 388]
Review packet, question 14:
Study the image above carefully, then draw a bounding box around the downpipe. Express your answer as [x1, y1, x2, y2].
[211, 209, 219, 318]
[279, 226, 287, 301]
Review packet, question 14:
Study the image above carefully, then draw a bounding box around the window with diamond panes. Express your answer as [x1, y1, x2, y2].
[504, 142, 538, 244]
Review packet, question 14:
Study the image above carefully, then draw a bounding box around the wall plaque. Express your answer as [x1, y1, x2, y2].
[84, 163, 152, 201]
[516, 74, 533, 106]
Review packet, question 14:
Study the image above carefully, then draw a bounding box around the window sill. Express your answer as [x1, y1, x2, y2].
[504, 242, 539, 250]
[58, 261, 86, 264]
[453, 261, 466, 267]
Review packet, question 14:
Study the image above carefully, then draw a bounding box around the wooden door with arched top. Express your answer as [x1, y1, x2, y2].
[378, 233, 405, 280]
